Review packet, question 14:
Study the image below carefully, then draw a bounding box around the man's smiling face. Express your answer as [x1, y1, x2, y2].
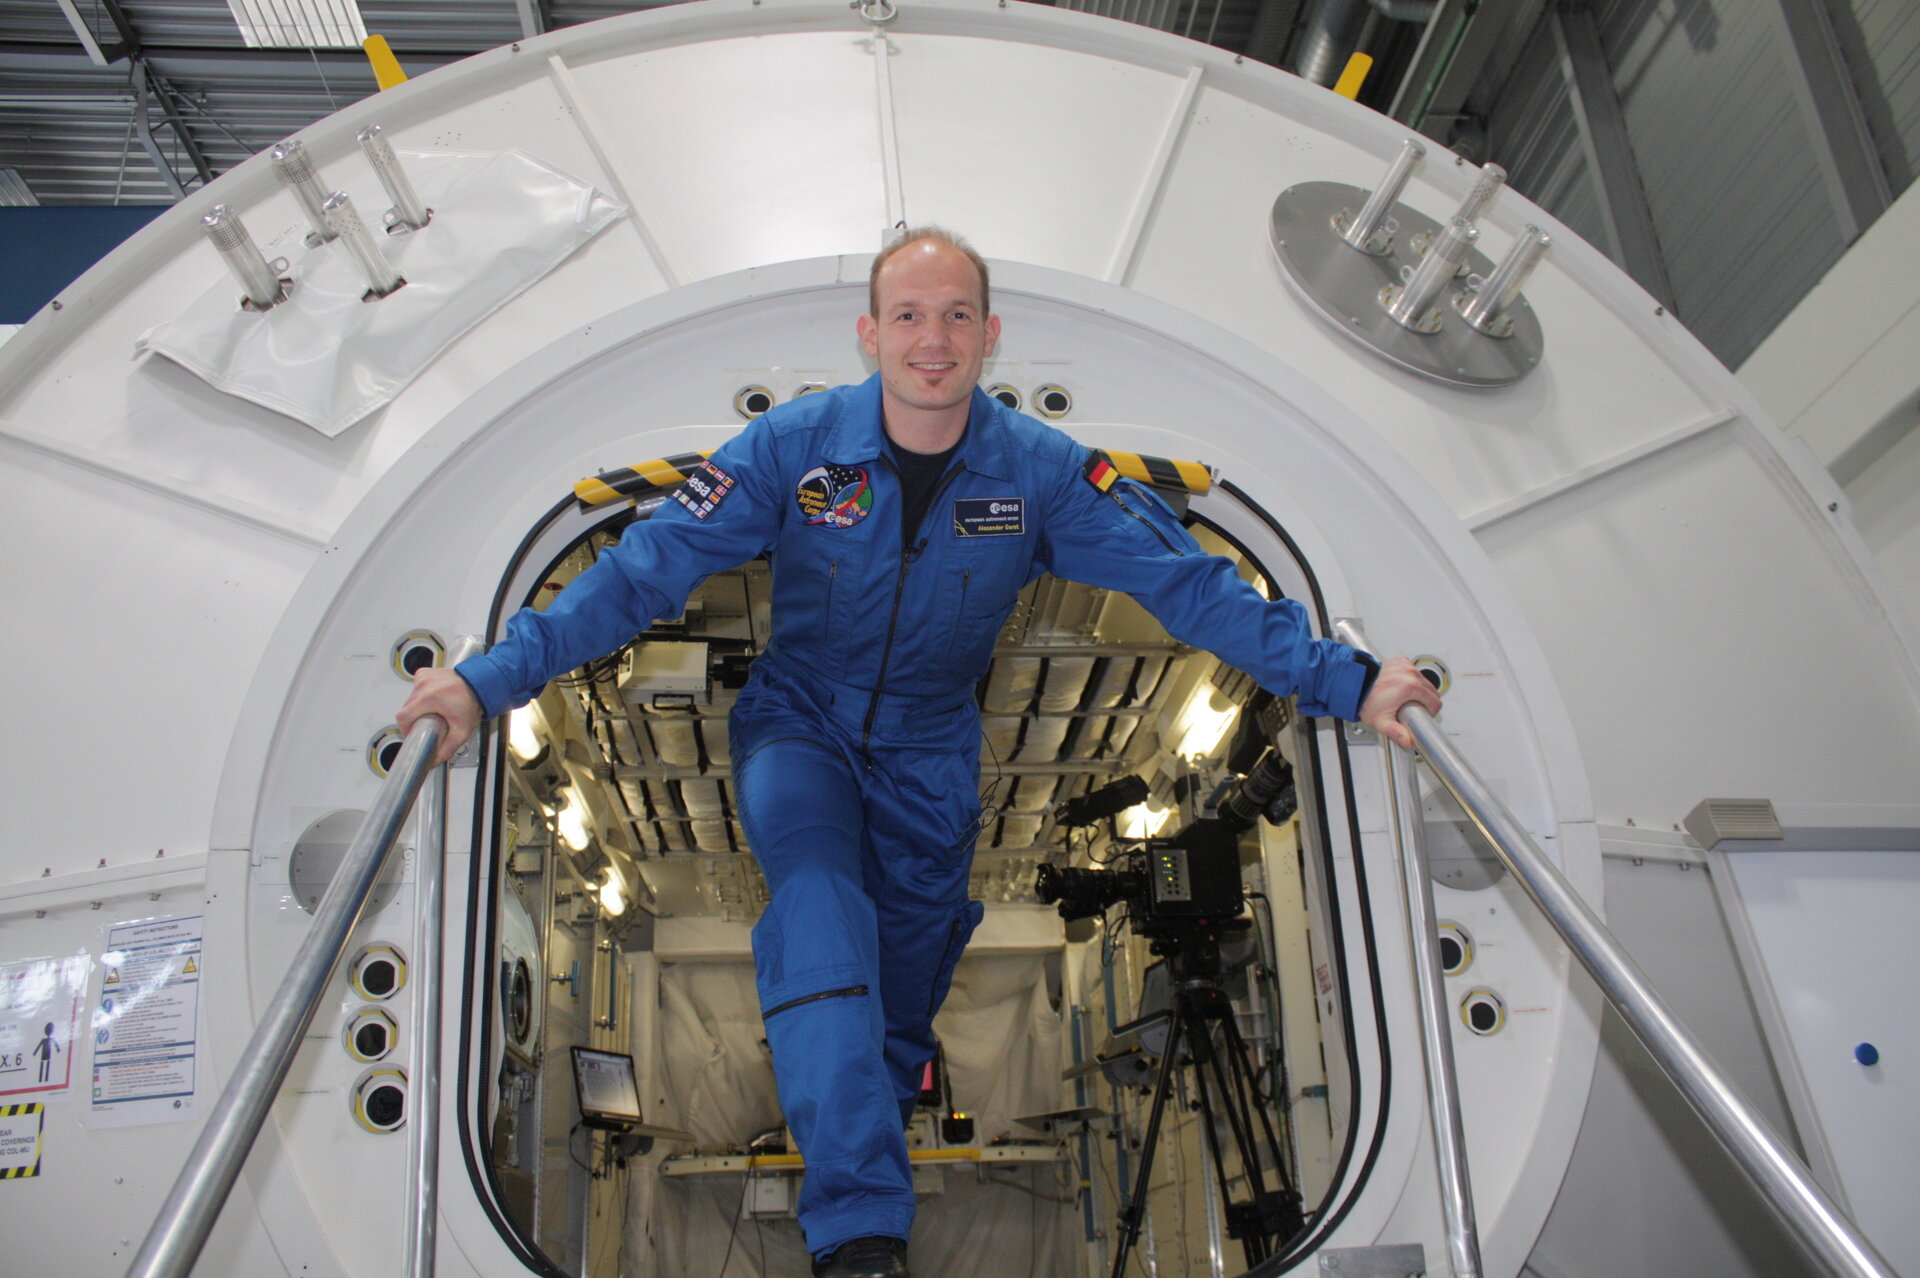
[858, 238, 1001, 424]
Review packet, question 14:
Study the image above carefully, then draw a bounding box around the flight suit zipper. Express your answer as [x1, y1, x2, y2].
[928, 915, 969, 1015]
[861, 457, 966, 764]
[763, 984, 869, 1019]
[1113, 487, 1186, 558]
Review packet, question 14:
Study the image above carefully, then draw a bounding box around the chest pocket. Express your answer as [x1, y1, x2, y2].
[770, 524, 874, 672]
[940, 533, 1032, 668]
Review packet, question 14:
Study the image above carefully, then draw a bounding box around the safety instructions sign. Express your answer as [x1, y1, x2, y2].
[0, 954, 88, 1099]
[0, 1103, 44, 1179]
[88, 914, 203, 1128]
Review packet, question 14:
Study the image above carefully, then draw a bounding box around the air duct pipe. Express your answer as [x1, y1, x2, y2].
[1291, 0, 1438, 85]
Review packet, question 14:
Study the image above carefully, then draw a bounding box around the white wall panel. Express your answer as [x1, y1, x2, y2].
[1844, 417, 1920, 635]
[886, 35, 1190, 280]
[565, 34, 889, 282]
[1128, 81, 1716, 527]
[0, 447, 308, 874]
[1718, 842, 1920, 1277]
[1479, 428, 1920, 826]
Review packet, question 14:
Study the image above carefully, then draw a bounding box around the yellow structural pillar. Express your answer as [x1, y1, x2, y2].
[363, 35, 407, 90]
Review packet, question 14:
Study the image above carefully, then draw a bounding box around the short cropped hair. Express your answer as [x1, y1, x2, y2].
[868, 226, 991, 317]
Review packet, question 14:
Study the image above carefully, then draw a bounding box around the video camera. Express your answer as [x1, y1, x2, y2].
[1034, 740, 1297, 936]
[1033, 819, 1244, 937]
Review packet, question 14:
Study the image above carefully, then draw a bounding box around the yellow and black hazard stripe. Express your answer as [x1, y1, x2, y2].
[584, 445, 1210, 511]
[572, 450, 717, 510]
[1084, 449, 1213, 499]
[0, 1101, 43, 1178]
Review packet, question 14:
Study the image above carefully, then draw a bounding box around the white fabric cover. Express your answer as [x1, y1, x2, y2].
[631, 954, 1075, 1276]
[136, 149, 625, 436]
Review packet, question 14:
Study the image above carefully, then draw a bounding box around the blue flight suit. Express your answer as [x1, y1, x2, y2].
[457, 373, 1376, 1257]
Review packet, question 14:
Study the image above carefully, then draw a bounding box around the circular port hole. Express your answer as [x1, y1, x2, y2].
[986, 383, 1021, 411]
[353, 1067, 408, 1132]
[367, 728, 404, 778]
[734, 386, 775, 419]
[391, 630, 445, 680]
[1461, 988, 1505, 1036]
[1412, 655, 1451, 695]
[351, 944, 407, 1001]
[508, 957, 533, 1044]
[1034, 384, 1072, 418]
[365, 1083, 405, 1127]
[793, 382, 827, 397]
[343, 1007, 398, 1061]
[1436, 921, 1473, 975]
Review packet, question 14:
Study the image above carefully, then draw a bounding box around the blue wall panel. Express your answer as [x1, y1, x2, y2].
[0, 206, 168, 323]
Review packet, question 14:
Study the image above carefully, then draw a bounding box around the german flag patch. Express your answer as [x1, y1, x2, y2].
[1083, 451, 1120, 494]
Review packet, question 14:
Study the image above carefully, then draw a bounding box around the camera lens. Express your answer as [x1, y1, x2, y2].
[1220, 751, 1296, 831]
[1033, 862, 1141, 921]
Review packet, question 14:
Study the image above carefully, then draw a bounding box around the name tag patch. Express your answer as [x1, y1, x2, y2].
[673, 460, 736, 520]
[954, 497, 1024, 537]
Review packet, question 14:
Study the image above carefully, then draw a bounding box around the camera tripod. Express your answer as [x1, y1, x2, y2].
[1108, 923, 1303, 1278]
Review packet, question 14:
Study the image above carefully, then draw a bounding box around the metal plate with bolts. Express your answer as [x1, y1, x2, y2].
[288, 809, 405, 914]
[1270, 181, 1544, 388]
[1318, 1242, 1426, 1276]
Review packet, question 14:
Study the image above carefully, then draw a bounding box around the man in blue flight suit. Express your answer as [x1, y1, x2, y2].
[401, 228, 1441, 1277]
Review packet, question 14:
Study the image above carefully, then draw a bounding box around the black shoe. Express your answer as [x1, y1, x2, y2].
[811, 1235, 910, 1278]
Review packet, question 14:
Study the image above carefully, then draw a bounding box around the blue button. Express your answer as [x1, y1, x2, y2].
[1854, 1043, 1880, 1067]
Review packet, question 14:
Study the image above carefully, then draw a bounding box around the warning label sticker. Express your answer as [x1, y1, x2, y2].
[0, 1102, 44, 1179]
[0, 954, 88, 1099]
[88, 914, 202, 1129]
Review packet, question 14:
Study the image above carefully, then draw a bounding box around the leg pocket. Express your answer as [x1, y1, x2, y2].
[926, 899, 985, 1017]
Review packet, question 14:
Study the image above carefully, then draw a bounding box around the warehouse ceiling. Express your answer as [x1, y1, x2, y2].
[4, 1, 1914, 371]
[0, 0, 1455, 207]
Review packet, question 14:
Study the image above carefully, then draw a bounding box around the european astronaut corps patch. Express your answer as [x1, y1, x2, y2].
[795, 463, 873, 528]
[673, 459, 735, 520]
[953, 497, 1024, 537]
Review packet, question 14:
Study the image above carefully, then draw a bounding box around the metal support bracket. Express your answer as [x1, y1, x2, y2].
[1335, 617, 1377, 744]
[450, 634, 485, 766]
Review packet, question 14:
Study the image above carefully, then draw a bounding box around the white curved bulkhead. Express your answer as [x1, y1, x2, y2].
[2, 2, 1915, 1276]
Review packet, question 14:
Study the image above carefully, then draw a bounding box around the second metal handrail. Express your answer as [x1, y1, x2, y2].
[1384, 739, 1484, 1278]
[1340, 618, 1483, 1278]
[405, 633, 482, 1278]
[1341, 622, 1896, 1278]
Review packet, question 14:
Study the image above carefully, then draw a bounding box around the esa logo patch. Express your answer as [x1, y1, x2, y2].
[953, 497, 1024, 536]
[673, 459, 736, 520]
[796, 464, 873, 528]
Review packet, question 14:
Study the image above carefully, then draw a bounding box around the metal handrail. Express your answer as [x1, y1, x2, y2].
[126, 676, 466, 1278]
[1380, 737, 1484, 1278]
[1337, 622, 1897, 1278]
[405, 634, 481, 1278]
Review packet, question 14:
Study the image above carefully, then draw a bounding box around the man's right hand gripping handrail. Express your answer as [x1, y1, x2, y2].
[1338, 620, 1896, 1278]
